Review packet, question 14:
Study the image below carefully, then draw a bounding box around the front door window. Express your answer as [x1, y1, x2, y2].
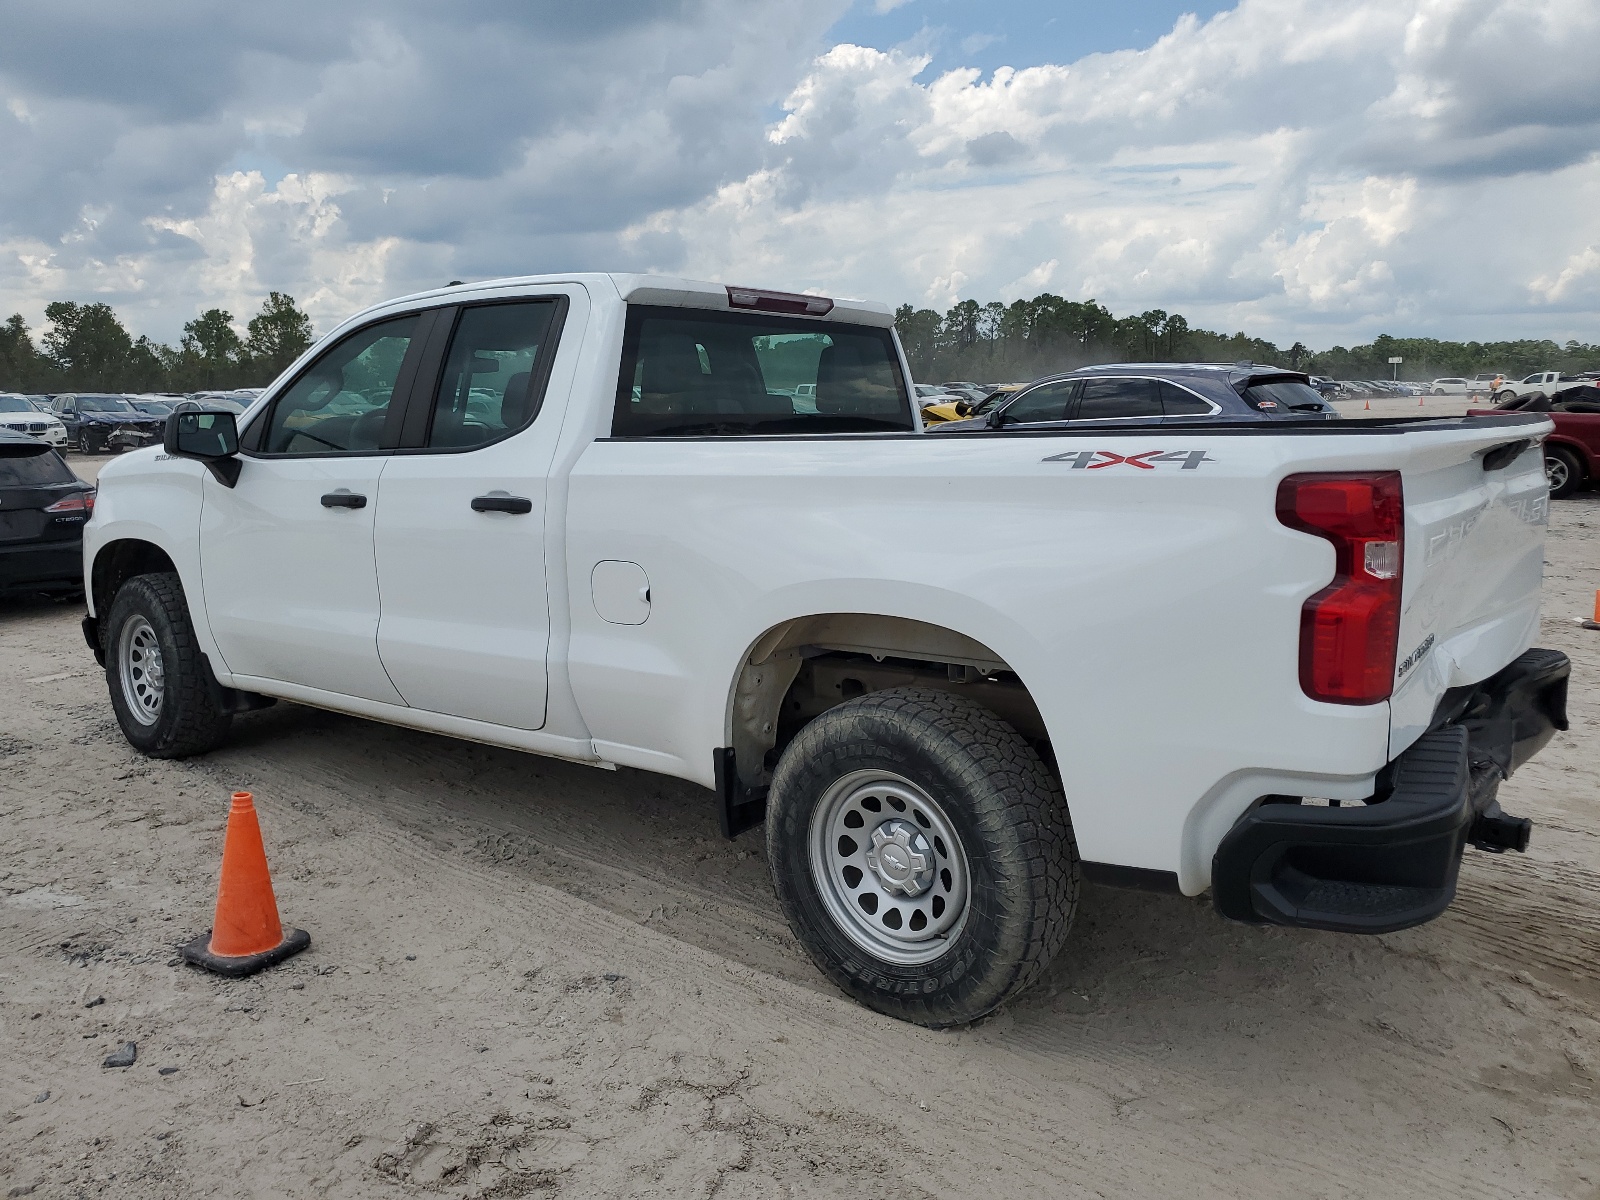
[258, 316, 418, 455]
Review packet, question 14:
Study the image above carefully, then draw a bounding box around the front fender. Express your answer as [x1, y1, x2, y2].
[84, 453, 226, 671]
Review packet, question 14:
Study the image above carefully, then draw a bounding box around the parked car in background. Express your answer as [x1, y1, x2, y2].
[1308, 376, 1339, 397]
[188, 391, 256, 411]
[0, 429, 95, 596]
[129, 397, 176, 418]
[913, 384, 966, 409]
[51, 394, 165, 454]
[919, 385, 1018, 425]
[171, 396, 248, 416]
[933, 363, 1339, 432]
[940, 381, 992, 403]
[1494, 372, 1565, 403]
[0, 393, 68, 447]
[24, 395, 55, 412]
[1475, 386, 1600, 498]
[1427, 378, 1470, 396]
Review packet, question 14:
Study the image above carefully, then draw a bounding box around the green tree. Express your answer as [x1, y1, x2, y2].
[245, 292, 314, 379]
[179, 308, 245, 390]
[42, 301, 134, 390]
[894, 304, 944, 379]
[0, 313, 53, 391]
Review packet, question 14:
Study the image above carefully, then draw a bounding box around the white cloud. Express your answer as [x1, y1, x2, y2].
[642, 0, 1600, 343]
[1, 0, 1599, 350]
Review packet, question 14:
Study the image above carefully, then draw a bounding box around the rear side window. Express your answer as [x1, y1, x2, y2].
[613, 307, 913, 437]
[1159, 381, 1215, 416]
[425, 301, 563, 448]
[0, 447, 73, 485]
[1076, 377, 1163, 420]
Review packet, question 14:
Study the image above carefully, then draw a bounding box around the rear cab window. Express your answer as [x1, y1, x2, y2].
[612, 307, 914, 437]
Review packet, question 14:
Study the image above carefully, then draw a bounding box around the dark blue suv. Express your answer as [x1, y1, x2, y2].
[930, 363, 1339, 431]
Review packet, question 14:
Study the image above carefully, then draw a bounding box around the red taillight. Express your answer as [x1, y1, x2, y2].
[1276, 472, 1404, 704]
[45, 490, 94, 515]
[725, 285, 834, 316]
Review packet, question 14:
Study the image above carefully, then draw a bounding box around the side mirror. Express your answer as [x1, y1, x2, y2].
[165, 410, 241, 487]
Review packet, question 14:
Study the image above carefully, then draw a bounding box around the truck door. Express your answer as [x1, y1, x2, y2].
[372, 291, 579, 730]
[198, 314, 427, 704]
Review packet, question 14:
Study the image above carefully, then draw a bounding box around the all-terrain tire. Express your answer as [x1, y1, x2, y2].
[1545, 446, 1583, 499]
[105, 572, 233, 757]
[766, 687, 1078, 1027]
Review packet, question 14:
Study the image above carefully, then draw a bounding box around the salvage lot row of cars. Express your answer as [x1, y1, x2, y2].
[7, 347, 1596, 607]
[0, 389, 259, 454]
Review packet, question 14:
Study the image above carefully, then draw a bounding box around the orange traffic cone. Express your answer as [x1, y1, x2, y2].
[1364, 398, 1370, 410]
[181, 792, 309, 977]
[1584, 590, 1600, 631]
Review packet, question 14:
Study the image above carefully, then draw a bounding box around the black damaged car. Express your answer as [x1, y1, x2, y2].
[0, 430, 94, 596]
[51, 393, 165, 454]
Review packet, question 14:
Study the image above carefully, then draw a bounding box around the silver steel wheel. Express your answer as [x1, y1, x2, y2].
[118, 615, 165, 727]
[1546, 455, 1570, 492]
[808, 769, 970, 965]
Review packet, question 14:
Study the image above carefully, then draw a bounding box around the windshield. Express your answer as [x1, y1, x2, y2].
[132, 401, 173, 414]
[613, 307, 914, 437]
[76, 396, 137, 413]
[0, 396, 36, 413]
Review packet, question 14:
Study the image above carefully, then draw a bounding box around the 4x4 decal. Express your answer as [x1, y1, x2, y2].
[1041, 449, 1215, 470]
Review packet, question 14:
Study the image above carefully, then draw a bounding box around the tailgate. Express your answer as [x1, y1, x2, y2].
[1389, 425, 1551, 758]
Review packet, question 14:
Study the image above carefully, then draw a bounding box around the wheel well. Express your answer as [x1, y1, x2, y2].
[91, 540, 177, 622]
[728, 614, 1049, 794]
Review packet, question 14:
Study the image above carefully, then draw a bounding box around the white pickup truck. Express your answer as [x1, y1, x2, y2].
[81, 274, 1570, 1027]
[1496, 371, 1566, 402]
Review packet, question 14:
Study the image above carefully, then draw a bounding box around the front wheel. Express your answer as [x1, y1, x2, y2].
[105, 572, 232, 757]
[1546, 447, 1583, 499]
[766, 687, 1078, 1027]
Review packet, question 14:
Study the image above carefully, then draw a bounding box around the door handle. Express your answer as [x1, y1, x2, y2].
[320, 492, 367, 509]
[471, 495, 533, 514]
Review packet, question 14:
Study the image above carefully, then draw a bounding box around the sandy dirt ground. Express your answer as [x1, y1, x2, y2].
[1, 425, 1596, 1199]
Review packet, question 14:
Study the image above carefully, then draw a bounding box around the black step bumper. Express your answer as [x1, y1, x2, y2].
[1213, 648, 1569, 934]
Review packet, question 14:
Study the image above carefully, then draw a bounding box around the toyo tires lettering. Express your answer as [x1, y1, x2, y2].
[1042, 449, 1215, 469]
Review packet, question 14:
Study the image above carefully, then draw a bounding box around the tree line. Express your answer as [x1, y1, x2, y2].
[0, 293, 314, 395]
[895, 295, 1600, 384]
[5, 286, 1595, 394]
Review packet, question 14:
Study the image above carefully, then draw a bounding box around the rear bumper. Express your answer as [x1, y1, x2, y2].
[0, 538, 83, 592]
[1213, 648, 1569, 934]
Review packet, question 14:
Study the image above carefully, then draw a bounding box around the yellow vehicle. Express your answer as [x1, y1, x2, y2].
[919, 385, 1019, 426]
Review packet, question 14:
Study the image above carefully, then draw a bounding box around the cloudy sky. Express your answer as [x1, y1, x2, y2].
[2, 0, 1598, 349]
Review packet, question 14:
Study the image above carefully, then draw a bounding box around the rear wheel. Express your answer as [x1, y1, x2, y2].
[105, 572, 232, 757]
[766, 687, 1078, 1027]
[1545, 446, 1583, 499]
